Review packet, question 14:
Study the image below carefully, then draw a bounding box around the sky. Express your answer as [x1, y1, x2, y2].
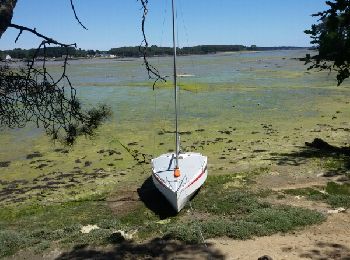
[0, 0, 329, 51]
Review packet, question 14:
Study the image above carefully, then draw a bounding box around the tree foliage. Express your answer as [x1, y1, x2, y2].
[1, 45, 301, 60]
[305, 0, 350, 85]
[0, 63, 111, 144]
[0, 0, 111, 145]
[0, 47, 99, 60]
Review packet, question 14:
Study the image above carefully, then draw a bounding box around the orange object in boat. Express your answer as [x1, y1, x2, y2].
[174, 167, 181, 177]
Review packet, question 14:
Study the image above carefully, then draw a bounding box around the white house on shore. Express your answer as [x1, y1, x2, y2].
[5, 54, 12, 60]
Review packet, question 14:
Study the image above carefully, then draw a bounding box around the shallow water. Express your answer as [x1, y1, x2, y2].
[1, 49, 350, 189]
[2, 50, 350, 144]
[60, 50, 349, 124]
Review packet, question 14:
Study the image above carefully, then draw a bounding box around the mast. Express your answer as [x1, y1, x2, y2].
[172, 0, 180, 169]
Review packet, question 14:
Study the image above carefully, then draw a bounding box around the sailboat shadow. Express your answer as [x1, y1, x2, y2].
[137, 177, 178, 219]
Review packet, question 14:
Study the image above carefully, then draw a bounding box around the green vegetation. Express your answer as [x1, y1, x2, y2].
[283, 182, 350, 208]
[0, 171, 325, 257]
[109, 45, 250, 57]
[326, 182, 350, 208]
[2, 49, 348, 257]
[305, 0, 350, 85]
[128, 80, 210, 92]
[284, 187, 327, 201]
[167, 173, 325, 242]
[167, 201, 324, 243]
[0, 47, 95, 60]
[0, 200, 118, 257]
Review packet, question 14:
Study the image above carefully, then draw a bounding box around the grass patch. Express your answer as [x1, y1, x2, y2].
[284, 187, 327, 201]
[165, 173, 325, 243]
[0, 230, 32, 257]
[166, 205, 324, 243]
[323, 157, 347, 171]
[0, 198, 121, 257]
[0, 172, 326, 257]
[0, 195, 163, 257]
[326, 182, 350, 208]
[326, 182, 350, 195]
[128, 81, 211, 92]
[283, 182, 350, 208]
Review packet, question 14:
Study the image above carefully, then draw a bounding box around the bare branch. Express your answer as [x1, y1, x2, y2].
[0, 1, 110, 145]
[138, 0, 167, 89]
[14, 28, 22, 43]
[9, 23, 76, 47]
[69, 0, 88, 30]
[1, 20, 109, 144]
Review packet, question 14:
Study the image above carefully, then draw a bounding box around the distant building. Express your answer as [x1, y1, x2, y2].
[5, 54, 11, 60]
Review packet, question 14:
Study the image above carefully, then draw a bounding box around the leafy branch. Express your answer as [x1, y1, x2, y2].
[1, 1, 110, 145]
[304, 0, 350, 85]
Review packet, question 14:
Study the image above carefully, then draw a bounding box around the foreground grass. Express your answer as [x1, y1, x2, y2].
[166, 173, 325, 242]
[0, 171, 325, 258]
[0, 194, 120, 257]
[283, 182, 350, 209]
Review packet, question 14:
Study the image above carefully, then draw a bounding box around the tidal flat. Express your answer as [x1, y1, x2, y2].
[1, 50, 350, 258]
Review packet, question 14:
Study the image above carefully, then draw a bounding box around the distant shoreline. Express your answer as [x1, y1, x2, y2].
[1, 45, 310, 61]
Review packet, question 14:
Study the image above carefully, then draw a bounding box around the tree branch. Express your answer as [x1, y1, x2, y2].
[9, 23, 76, 47]
[138, 0, 167, 89]
[0, 1, 110, 145]
[69, 0, 88, 30]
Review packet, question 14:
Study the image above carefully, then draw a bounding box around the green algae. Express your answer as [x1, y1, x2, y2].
[1, 50, 350, 255]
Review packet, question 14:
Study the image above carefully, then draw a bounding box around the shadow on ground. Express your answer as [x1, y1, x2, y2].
[269, 138, 350, 176]
[299, 241, 350, 259]
[55, 238, 224, 260]
[137, 177, 178, 219]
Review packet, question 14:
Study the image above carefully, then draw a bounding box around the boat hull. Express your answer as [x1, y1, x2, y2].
[152, 152, 207, 212]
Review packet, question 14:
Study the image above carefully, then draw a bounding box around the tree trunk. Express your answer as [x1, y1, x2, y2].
[0, 0, 17, 38]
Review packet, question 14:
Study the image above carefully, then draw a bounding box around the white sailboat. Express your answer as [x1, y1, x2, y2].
[151, 0, 208, 212]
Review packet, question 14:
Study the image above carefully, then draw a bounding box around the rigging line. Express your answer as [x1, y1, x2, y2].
[174, 0, 181, 155]
[178, 0, 197, 89]
[156, 0, 167, 154]
[178, 0, 201, 146]
[157, 0, 168, 68]
[159, 0, 168, 49]
[153, 78, 157, 157]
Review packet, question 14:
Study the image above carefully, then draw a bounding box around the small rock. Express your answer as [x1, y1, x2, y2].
[336, 176, 349, 182]
[316, 172, 325, 177]
[84, 161, 92, 167]
[26, 152, 43, 159]
[258, 255, 273, 260]
[327, 207, 346, 214]
[0, 161, 11, 167]
[113, 230, 133, 240]
[80, 224, 100, 234]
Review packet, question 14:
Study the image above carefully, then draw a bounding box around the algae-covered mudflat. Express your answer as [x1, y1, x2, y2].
[1, 50, 350, 258]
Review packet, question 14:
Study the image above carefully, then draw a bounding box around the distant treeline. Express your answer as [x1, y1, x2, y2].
[0, 47, 101, 60]
[0, 45, 307, 60]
